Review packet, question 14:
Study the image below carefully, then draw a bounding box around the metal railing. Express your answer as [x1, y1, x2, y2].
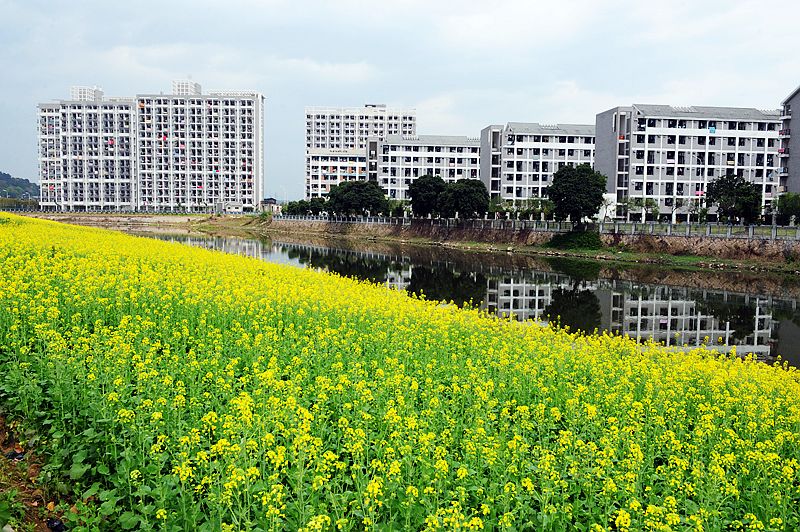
[274, 215, 800, 242]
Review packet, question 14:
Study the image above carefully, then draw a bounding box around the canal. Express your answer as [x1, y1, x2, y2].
[145, 232, 800, 366]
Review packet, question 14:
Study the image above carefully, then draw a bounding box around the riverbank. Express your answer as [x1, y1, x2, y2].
[25, 213, 800, 275]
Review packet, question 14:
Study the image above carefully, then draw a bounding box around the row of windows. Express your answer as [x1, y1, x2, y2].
[381, 157, 479, 165]
[637, 118, 778, 131]
[508, 135, 595, 144]
[505, 148, 593, 158]
[631, 135, 777, 147]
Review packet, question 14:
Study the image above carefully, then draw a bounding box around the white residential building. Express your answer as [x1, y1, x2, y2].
[38, 87, 135, 211]
[480, 123, 595, 204]
[305, 104, 416, 198]
[136, 83, 264, 212]
[367, 135, 480, 200]
[38, 81, 265, 212]
[595, 105, 781, 222]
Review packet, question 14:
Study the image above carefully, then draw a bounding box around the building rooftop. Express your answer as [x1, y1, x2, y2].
[782, 85, 800, 106]
[305, 105, 416, 114]
[506, 122, 596, 136]
[383, 134, 480, 146]
[632, 104, 780, 120]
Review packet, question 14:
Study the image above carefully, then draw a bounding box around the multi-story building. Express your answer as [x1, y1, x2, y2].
[136, 81, 264, 212]
[480, 123, 595, 204]
[780, 87, 800, 194]
[38, 87, 135, 210]
[367, 135, 480, 200]
[596, 105, 781, 222]
[38, 81, 264, 212]
[305, 104, 416, 198]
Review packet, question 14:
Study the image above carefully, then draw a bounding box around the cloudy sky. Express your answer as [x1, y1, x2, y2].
[2, 0, 799, 199]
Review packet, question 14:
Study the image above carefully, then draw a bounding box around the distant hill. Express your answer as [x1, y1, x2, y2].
[0, 171, 38, 199]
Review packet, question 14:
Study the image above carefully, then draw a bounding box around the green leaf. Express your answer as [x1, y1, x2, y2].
[72, 449, 88, 464]
[82, 482, 101, 500]
[118, 511, 140, 529]
[69, 462, 91, 480]
[100, 497, 121, 516]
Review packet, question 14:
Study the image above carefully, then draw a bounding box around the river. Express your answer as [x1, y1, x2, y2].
[142, 232, 800, 366]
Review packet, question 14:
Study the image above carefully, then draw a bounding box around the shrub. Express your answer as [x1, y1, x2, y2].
[546, 230, 603, 250]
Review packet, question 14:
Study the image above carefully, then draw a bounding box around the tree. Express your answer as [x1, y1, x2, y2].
[326, 180, 388, 216]
[706, 174, 761, 224]
[387, 199, 408, 218]
[627, 197, 660, 222]
[687, 198, 709, 224]
[546, 164, 607, 229]
[307, 197, 327, 215]
[408, 174, 446, 217]
[777, 192, 800, 225]
[437, 179, 489, 219]
[284, 200, 310, 215]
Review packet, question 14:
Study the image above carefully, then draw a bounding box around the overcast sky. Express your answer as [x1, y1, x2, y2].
[2, 0, 799, 200]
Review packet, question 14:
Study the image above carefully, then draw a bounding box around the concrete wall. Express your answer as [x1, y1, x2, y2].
[595, 107, 622, 194]
[786, 92, 800, 193]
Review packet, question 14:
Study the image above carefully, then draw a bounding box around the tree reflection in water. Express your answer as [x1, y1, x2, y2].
[284, 246, 398, 285]
[407, 266, 487, 308]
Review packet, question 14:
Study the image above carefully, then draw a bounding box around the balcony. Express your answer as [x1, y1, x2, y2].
[779, 129, 791, 137]
[778, 148, 790, 156]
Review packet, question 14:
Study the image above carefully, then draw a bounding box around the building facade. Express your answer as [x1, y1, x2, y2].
[136, 82, 264, 212]
[596, 105, 781, 222]
[480, 123, 595, 204]
[367, 135, 480, 200]
[38, 81, 265, 212]
[305, 104, 416, 198]
[38, 87, 135, 211]
[780, 88, 800, 195]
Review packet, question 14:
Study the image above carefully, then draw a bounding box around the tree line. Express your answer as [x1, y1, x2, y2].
[284, 177, 492, 218]
[283, 165, 800, 226]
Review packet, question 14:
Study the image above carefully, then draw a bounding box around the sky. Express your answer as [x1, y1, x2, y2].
[2, 0, 799, 200]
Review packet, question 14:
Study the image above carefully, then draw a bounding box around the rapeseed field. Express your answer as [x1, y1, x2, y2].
[1, 213, 799, 531]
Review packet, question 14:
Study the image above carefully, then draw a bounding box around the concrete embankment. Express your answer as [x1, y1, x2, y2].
[267, 219, 800, 263]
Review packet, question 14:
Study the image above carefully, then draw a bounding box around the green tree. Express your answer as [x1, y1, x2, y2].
[307, 197, 327, 215]
[0, 170, 38, 199]
[627, 197, 660, 222]
[777, 192, 800, 225]
[284, 200, 310, 215]
[437, 179, 489, 219]
[546, 164, 607, 229]
[706, 174, 761, 224]
[326, 180, 389, 216]
[387, 199, 408, 218]
[408, 174, 446, 217]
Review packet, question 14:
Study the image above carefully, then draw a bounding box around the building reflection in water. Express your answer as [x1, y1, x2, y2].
[151, 234, 800, 365]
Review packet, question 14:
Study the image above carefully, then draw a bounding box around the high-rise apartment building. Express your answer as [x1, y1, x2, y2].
[780, 87, 800, 194]
[38, 87, 135, 210]
[479, 123, 595, 204]
[136, 83, 264, 212]
[596, 105, 781, 222]
[305, 104, 416, 198]
[38, 81, 265, 212]
[366, 135, 480, 200]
